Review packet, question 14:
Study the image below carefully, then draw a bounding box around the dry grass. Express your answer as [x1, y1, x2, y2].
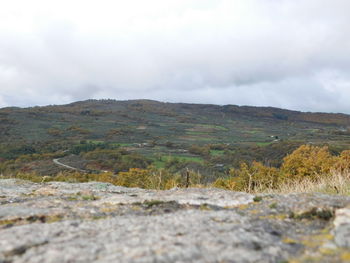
[263, 171, 350, 195]
[2, 169, 350, 196]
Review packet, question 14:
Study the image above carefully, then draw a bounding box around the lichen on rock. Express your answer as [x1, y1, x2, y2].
[0, 179, 349, 263]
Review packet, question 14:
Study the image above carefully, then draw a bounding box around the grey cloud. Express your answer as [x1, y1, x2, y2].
[0, 0, 350, 113]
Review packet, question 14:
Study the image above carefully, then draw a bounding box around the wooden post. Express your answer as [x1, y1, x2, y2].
[185, 168, 190, 188]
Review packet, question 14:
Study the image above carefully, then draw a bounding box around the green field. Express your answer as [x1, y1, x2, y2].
[1, 99, 350, 177]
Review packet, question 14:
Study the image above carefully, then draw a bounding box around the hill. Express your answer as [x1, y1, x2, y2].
[1, 99, 350, 177]
[1, 99, 350, 145]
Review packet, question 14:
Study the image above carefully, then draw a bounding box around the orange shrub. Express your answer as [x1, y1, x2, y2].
[334, 150, 350, 173]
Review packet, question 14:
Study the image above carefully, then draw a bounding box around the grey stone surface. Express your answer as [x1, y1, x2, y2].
[0, 179, 350, 263]
[334, 207, 350, 248]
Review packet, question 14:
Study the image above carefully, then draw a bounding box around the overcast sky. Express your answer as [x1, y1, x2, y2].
[1, 0, 350, 113]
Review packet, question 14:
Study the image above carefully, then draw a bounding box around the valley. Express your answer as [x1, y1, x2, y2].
[1, 99, 350, 190]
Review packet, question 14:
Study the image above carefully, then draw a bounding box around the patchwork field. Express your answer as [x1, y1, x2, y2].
[1, 99, 350, 177]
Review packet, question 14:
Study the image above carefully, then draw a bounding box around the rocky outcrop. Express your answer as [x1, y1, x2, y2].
[0, 179, 349, 263]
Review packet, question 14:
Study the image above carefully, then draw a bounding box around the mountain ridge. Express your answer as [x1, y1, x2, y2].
[1, 98, 350, 181]
[1, 98, 350, 172]
[2, 99, 350, 126]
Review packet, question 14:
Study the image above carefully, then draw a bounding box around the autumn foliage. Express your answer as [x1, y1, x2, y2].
[281, 145, 335, 180]
[2, 144, 350, 194]
[214, 144, 350, 192]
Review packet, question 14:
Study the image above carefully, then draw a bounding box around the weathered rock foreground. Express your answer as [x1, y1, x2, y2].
[0, 179, 349, 263]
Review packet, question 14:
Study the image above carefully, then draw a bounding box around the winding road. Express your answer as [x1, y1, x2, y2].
[53, 158, 87, 173]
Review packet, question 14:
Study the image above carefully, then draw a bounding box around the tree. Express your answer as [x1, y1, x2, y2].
[281, 145, 335, 181]
[334, 150, 350, 173]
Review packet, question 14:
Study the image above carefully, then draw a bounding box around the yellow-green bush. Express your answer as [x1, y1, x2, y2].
[115, 167, 193, 190]
[212, 162, 280, 192]
[116, 168, 156, 189]
[334, 150, 350, 173]
[212, 177, 236, 190]
[281, 145, 335, 181]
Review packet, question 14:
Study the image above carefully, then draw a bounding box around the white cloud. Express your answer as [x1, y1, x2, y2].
[0, 0, 350, 112]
